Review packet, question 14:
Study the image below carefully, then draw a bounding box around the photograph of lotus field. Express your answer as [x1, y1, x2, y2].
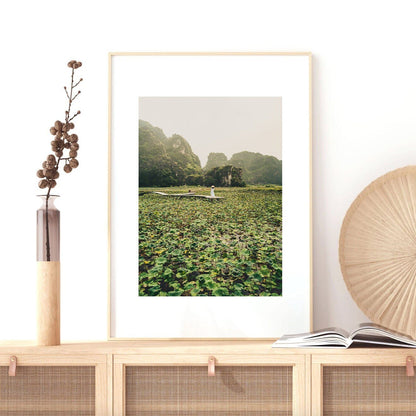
[138, 97, 282, 296]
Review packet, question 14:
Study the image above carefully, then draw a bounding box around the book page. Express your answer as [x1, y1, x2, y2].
[351, 323, 416, 346]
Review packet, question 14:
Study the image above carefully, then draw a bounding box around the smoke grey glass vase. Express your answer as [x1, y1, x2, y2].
[37, 195, 60, 261]
[36, 195, 61, 346]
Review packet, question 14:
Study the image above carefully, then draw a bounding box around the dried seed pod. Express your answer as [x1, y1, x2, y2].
[69, 158, 79, 168]
[53, 171, 60, 179]
[68, 122, 75, 130]
[36, 169, 44, 178]
[47, 154, 56, 164]
[67, 60, 76, 67]
[69, 150, 77, 158]
[38, 179, 48, 189]
[51, 141, 58, 151]
[55, 150, 63, 158]
[49, 179, 57, 188]
[55, 138, 64, 147]
[42, 161, 47, 169]
[54, 120, 63, 130]
[69, 134, 78, 143]
[76, 62, 82, 68]
[70, 143, 79, 151]
[64, 142, 71, 149]
[45, 162, 55, 170]
[50, 127, 57, 135]
[44, 169, 56, 179]
[62, 124, 69, 132]
[62, 132, 69, 139]
[55, 132, 63, 140]
[63, 164, 72, 173]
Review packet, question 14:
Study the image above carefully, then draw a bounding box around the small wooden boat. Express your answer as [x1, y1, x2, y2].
[150, 191, 223, 200]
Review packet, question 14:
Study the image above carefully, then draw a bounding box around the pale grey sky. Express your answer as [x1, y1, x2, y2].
[139, 97, 282, 167]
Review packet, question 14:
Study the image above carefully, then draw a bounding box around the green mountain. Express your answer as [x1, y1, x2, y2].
[139, 120, 203, 187]
[203, 151, 282, 185]
[229, 151, 282, 185]
[165, 134, 202, 183]
[205, 152, 228, 171]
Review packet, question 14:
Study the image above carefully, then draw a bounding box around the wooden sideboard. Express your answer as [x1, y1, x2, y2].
[0, 341, 415, 415]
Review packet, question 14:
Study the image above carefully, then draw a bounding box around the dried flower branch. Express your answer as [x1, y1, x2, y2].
[37, 60, 83, 260]
[37, 60, 82, 194]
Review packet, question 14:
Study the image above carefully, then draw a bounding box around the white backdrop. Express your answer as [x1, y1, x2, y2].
[1, 0, 415, 341]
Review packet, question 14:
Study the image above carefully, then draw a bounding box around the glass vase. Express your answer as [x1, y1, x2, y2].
[36, 195, 60, 346]
[37, 195, 60, 261]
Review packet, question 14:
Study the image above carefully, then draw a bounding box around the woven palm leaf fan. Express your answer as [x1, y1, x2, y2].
[339, 166, 416, 339]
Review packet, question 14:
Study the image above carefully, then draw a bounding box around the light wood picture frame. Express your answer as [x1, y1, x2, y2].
[108, 52, 313, 339]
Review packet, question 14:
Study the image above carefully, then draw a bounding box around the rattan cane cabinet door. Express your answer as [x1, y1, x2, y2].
[312, 352, 416, 416]
[0, 354, 107, 416]
[114, 354, 306, 416]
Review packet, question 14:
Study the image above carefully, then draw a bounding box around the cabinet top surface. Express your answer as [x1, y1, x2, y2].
[0, 340, 413, 355]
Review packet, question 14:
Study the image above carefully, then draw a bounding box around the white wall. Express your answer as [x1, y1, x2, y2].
[1, 0, 415, 341]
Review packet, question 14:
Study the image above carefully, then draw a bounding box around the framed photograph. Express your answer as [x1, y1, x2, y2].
[109, 52, 312, 339]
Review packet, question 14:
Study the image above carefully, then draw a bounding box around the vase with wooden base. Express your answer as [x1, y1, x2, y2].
[36, 195, 60, 346]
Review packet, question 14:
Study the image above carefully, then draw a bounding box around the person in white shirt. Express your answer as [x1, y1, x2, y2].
[210, 185, 215, 197]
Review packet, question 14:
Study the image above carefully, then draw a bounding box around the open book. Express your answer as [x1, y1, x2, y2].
[273, 323, 416, 348]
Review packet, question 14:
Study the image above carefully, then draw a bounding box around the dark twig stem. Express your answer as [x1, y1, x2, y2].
[45, 197, 50, 261]
[72, 91, 81, 101]
[68, 112, 80, 122]
[74, 78, 83, 88]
